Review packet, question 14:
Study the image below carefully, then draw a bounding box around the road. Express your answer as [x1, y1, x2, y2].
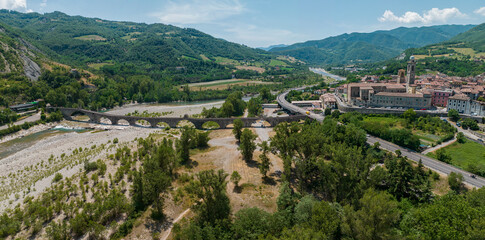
[277, 90, 485, 188]
[0, 112, 41, 131]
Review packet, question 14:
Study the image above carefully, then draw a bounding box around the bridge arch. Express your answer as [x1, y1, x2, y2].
[69, 110, 94, 122]
[117, 119, 130, 126]
[177, 120, 196, 129]
[99, 117, 113, 125]
[202, 121, 221, 130]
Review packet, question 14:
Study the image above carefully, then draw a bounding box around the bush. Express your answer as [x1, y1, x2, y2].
[84, 160, 98, 173]
[52, 173, 63, 183]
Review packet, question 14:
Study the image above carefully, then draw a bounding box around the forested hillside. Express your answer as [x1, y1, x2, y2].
[0, 10, 269, 67]
[270, 25, 475, 65]
[357, 23, 485, 77]
[0, 11, 318, 109]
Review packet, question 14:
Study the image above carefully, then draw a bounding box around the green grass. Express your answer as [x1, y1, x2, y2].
[427, 140, 485, 170]
[196, 80, 246, 88]
[363, 116, 403, 127]
[88, 62, 114, 70]
[74, 35, 106, 41]
[269, 59, 288, 67]
[214, 57, 239, 65]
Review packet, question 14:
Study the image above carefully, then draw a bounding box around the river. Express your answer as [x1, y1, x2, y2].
[310, 67, 347, 81]
[0, 126, 89, 160]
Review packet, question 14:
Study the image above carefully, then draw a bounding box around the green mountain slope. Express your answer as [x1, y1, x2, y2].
[270, 25, 475, 65]
[449, 23, 485, 52]
[0, 10, 269, 68]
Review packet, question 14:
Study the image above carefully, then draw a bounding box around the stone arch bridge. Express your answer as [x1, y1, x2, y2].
[49, 107, 310, 129]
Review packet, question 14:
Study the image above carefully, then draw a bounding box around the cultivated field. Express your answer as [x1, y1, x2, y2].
[74, 35, 107, 41]
[184, 79, 278, 91]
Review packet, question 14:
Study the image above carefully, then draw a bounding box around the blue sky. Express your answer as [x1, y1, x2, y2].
[2, 0, 485, 47]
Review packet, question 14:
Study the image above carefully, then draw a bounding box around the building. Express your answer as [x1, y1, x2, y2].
[447, 94, 471, 114]
[431, 90, 453, 107]
[9, 102, 39, 112]
[346, 83, 406, 106]
[371, 92, 432, 109]
[447, 94, 485, 116]
[406, 57, 416, 86]
[320, 93, 337, 109]
[398, 69, 406, 84]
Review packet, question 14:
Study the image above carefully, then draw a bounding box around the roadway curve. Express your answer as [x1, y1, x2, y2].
[277, 90, 485, 188]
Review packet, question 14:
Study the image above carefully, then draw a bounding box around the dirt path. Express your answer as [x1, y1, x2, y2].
[161, 208, 191, 240]
[422, 135, 457, 154]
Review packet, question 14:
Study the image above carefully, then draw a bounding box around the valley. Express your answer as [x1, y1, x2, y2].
[0, 4, 484, 240]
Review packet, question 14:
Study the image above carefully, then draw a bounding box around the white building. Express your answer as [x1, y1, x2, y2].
[447, 94, 485, 116]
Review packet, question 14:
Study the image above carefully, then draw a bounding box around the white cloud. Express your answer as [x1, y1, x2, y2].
[156, 0, 245, 25]
[474, 7, 485, 17]
[379, 7, 466, 24]
[0, 0, 27, 10]
[40, 0, 47, 8]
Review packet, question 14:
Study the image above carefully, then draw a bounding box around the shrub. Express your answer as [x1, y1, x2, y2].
[52, 173, 63, 183]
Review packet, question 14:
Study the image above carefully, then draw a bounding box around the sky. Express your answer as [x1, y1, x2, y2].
[1, 0, 485, 48]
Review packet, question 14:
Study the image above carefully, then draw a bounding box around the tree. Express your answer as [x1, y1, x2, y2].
[448, 109, 460, 122]
[247, 97, 262, 117]
[448, 172, 464, 193]
[436, 148, 452, 164]
[324, 108, 332, 116]
[186, 170, 230, 225]
[403, 108, 417, 123]
[259, 141, 272, 178]
[239, 129, 257, 162]
[233, 208, 271, 239]
[331, 109, 341, 119]
[143, 158, 171, 219]
[462, 118, 479, 130]
[177, 126, 191, 164]
[309, 200, 341, 237]
[260, 87, 273, 102]
[457, 132, 466, 144]
[233, 119, 243, 142]
[277, 181, 297, 212]
[342, 189, 400, 240]
[230, 171, 241, 188]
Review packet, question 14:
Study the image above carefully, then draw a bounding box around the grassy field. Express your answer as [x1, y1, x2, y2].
[269, 59, 288, 67]
[362, 116, 446, 146]
[75, 35, 106, 41]
[183, 79, 277, 91]
[214, 57, 239, 65]
[427, 140, 485, 170]
[88, 62, 114, 70]
[363, 116, 403, 127]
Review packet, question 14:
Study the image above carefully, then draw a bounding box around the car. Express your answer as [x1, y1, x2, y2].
[471, 175, 476, 179]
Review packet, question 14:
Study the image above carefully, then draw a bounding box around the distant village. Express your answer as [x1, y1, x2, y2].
[311, 57, 485, 117]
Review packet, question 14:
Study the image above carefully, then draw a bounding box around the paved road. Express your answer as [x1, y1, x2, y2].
[277, 90, 485, 188]
[0, 112, 41, 131]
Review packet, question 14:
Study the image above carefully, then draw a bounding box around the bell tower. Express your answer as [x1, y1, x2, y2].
[406, 56, 416, 85]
